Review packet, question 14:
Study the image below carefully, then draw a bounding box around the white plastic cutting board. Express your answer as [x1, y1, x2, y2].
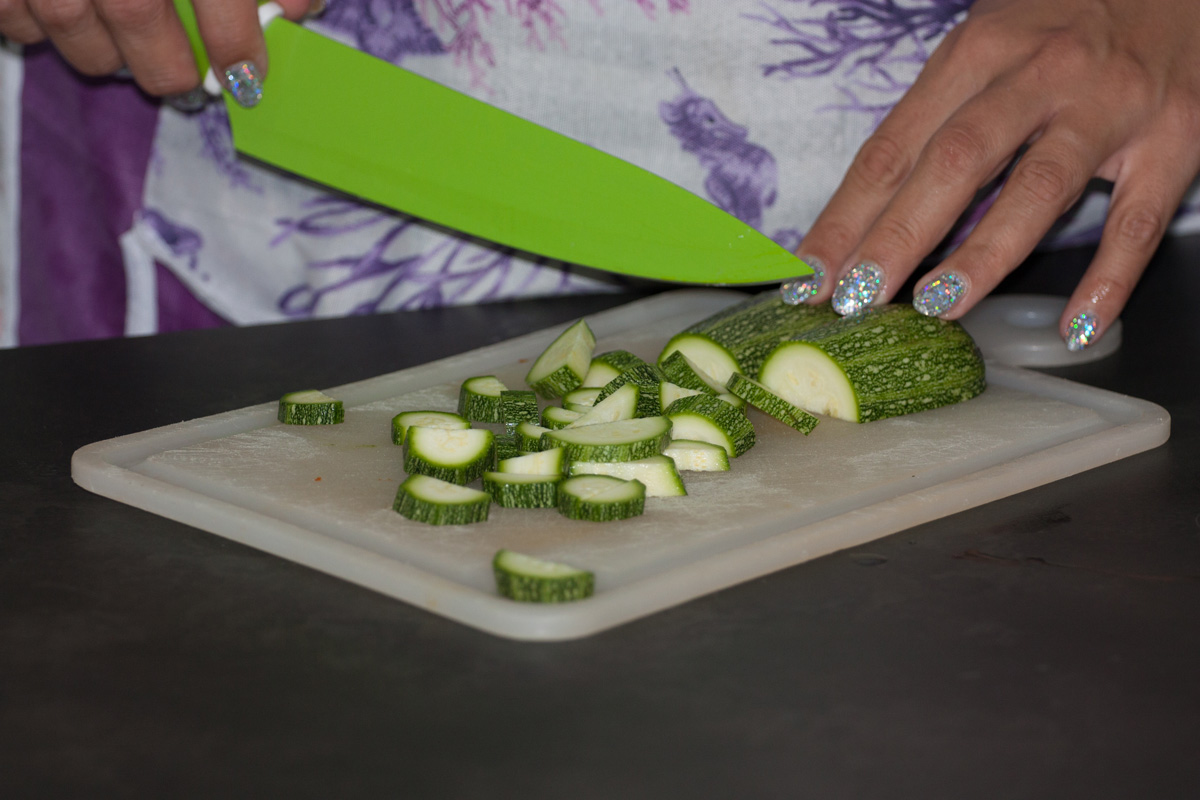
[72, 290, 1171, 641]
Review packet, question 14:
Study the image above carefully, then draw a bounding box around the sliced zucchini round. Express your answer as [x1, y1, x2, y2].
[393, 474, 491, 525]
[568, 454, 686, 497]
[457, 376, 508, 423]
[482, 473, 562, 509]
[664, 394, 755, 458]
[726, 372, 820, 435]
[390, 410, 470, 445]
[525, 318, 596, 398]
[278, 390, 344, 425]
[403, 426, 495, 485]
[557, 475, 646, 522]
[493, 549, 595, 602]
[544, 416, 672, 463]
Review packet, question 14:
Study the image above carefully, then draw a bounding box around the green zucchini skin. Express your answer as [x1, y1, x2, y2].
[493, 434, 522, 465]
[658, 290, 839, 382]
[515, 422, 552, 452]
[393, 475, 491, 526]
[278, 391, 345, 425]
[543, 417, 673, 463]
[594, 363, 669, 418]
[556, 476, 647, 522]
[499, 390, 540, 432]
[664, 394, 756, 457]
[525, 319, 596, 398]
[658, 350, 721, 394]
[482, 473, 562, 509]
[493, 550, 595, 602]
[761, 304, 986, 423]
[457, 376, 507, 422]
[726, 372, 820, 435]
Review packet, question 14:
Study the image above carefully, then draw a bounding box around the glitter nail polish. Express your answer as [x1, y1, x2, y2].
[166, 86, 210, 113]
[223, 61, 263, 108]
[780, 259, 825, 305]
[831, 262, 884, 315]
[1065, 311, 1100, 352]
[913, 272, 966, 317]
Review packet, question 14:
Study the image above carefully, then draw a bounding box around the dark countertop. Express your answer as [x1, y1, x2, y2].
[3, 236, 1199, 798]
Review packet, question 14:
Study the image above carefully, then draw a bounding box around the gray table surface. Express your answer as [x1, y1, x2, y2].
[2, 236, 1198, 798]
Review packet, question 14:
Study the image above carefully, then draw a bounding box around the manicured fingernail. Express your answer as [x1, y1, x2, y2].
[832, 262, 884, 315]
[1065, 311, 1100, 352]
[165, 86, 210, 113]
[913, 272, 967, 317]
[780, 258, 825, 305]
[223, 61, 263, 108]
[304, 0, 327, 18]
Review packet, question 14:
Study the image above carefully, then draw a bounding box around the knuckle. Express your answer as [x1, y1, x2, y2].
[849, 133, 912, 192]
[30, 0, 90, 31]
[871, 214, 927, 258]
[1030, 29, 1095, 79]
[94, 0, 164, 30]
[1112, 206, 1165, 251]
[1012, 156, 1078, 208]
[926, 120, 995, 178]
[808, 218, 861, 259]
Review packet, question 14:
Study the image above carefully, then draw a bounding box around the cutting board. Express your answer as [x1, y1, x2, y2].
[71, 290, 1171, 641]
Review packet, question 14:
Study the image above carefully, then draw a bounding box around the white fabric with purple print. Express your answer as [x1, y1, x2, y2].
[3, 0, 1200, 346]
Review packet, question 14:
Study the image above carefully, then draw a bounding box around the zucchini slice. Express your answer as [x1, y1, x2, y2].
[499, 390, 540, 432]
[403, 427, 495, 485]
[758, 304, 987, 423]
[565, 382, 639, 428]
[514, 421, 552, 452]
[662, 439, 731, 472]
[278, 390, 344, 425]
[593, 363, 668, 417]
[483, 473, 562, 509]
[557, 475, 646, 522]
[525, 318, 596, 398]
[493, 549, 595, 602]
[659, 381, 704, 411]
[726, 372, 820, 435]
[457, 376, 508, 423]
[541, 406, 583, 430]
[563, 386, 604, 410]
[658, 350, 723, 394]
[497, 447, 566, 475]
[493, 434, 522, 465]
[390, 410, 470, 445]
[581, 349, 647, 388]
[568, 454, 687, 497]
[543, 416, 672, 463]
[394, 474, 491, 525]
[664, 394, 755, 458]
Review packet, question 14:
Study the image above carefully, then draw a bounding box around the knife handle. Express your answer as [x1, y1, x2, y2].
[172, 0, 284, 97]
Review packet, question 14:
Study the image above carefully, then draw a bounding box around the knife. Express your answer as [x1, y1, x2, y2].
[173, 1, 811, 286]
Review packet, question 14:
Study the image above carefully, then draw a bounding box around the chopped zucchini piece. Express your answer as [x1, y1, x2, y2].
[499, 390, 540, 432]
[497, 447, 566, 475]
[544, 416, 672, 463]
[568, 455, 686, 497]
[493, 549, 595, 602]
[594, 363, 668, 417]
[394, 474, 490, 525]
[557, 475, 646, 522]
[581, 350, 648, 388]
[541, 405, 583, 430]
[662, 439, 731, 472]
[278, 390, 344, 425]
[726, 372, 820, 435]
[565, 382, 639, 428]
[403, 427, 495, 485]
[525, 318, 596, 398]
[390, 410, 470, 445]
[483, 473, 562, 509]
[457, 376, 508, 423]
[514, 421, 552, 452]
[664, 394, 755, 457]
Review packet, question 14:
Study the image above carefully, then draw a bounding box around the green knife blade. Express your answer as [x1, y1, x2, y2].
[175, 4, 811, 285]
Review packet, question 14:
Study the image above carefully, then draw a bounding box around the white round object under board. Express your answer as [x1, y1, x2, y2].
[957, 294, 1122, 367]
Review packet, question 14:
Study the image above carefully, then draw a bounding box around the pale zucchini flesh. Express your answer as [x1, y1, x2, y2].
[497, 447, 566, 475]
[556, 475, 646, 522]
[726, 372, 820, 435]
[662, 439, 731, 472]
[541, 405, 583, 430]
[525, 319, 596, 398]
[568, 455, 686, 497]
[403, 427, 495, 485]
[566, 382, 640, 428]
[581, 350, 647, 388]
[664, 394, 755, 457]
[543, 416, 672, 463]
[390, 410, 470, 445]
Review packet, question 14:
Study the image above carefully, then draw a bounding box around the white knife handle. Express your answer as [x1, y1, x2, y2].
[202, 1, 286, 97]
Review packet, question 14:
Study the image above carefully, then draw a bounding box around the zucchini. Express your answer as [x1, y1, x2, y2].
[593, 363, 668, 417]
[541, 406, 583, 430]
[664, 394, 755, 458]
[499, 390, 540, 432]
[716, 392, 747, 411]
[525, 318, 596, 398]
[726, 372, 820, 435]
[658, 290, 838, 384]
[514, 421, 552, 452]
[277, 390, 344, 425]
[662, 439, 731, 472]
[497, 447, 566, 475]
[557, 475, 646, 522]
[493, 434, 522, 464]
[581, 349, 647, 388]
[568, 454, 687, 497]
[390, 410, 470, 445]
[393, 474, 490, 525]
[457, 376, 507, 423]
[493, 549, 595, 602]
[565, 382, 640, 428]
[482, 473, 562, 509]
[562, 386, 604, 409]
[543, 416, 672, 463]
[403, 427, 495, 485]
[659, 381, 704, 411]
[658, 350, 723, 394]
[758, 304, 987, 423]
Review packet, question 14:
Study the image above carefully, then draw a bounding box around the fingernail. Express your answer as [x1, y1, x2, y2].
[165, 86, 210, 113]
[780, 258, 825, 305]
[1065, 311, 1100, 352]
[832, 262, 884, 315]
[223, 61, 263, 108]
[913, 271, 967, 317]
[304, 0, 327, 18]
